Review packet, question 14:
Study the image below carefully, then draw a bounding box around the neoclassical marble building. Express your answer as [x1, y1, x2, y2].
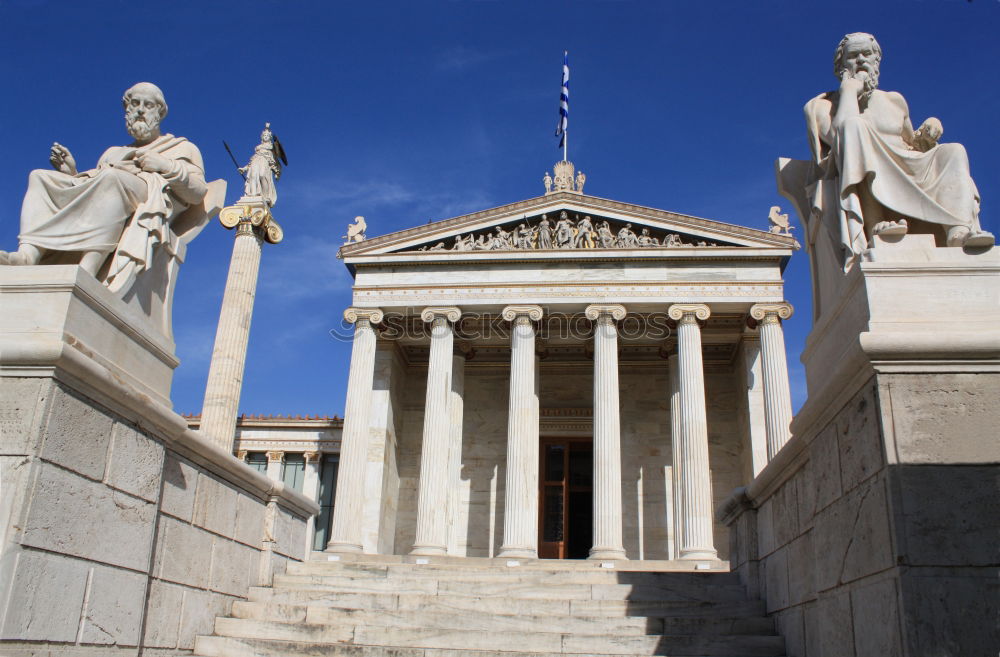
[309, 164, 799, 563]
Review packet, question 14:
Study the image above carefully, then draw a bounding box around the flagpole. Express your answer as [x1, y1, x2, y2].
[563, 50, 568, 162]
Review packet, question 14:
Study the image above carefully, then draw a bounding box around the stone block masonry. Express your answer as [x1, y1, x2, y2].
[0, 267, 318, 656]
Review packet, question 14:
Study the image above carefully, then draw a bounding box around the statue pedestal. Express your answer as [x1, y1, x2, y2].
[0, 265, 178, 407]
[801, 233, 1000, 401]
[719, 236, 1000, 657]
[0, 264, 317, 654]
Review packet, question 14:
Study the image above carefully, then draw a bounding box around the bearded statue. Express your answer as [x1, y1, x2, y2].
[0, 82, 225, 336]
[776, 33, 993, 319]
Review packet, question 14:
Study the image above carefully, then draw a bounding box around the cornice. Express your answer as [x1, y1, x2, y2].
[339, 192, 797, 257]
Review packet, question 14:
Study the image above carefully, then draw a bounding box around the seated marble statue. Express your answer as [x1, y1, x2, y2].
[0, 83, 210, 289]
[797, 32, 993, 266]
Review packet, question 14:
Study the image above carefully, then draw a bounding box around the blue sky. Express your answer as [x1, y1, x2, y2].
[2, 1, 997, 417]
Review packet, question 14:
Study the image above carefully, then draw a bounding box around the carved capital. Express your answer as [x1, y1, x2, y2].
[219, 202, 284, 244]
[344, 307, 385, 325]
[304, 451, 321, 462]
[501, 304, 544, 322]
[237, 450, 248, 460]
[266, 451, 284, 463]
[667, 303, 711, 322]
[584, 304, 627, 321]
[749, 302, 794, 324]
[420, 306, 462, 324]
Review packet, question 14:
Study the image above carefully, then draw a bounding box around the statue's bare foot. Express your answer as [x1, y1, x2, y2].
[0, 250, 28, 266]
[963, 230, 995, 248]
[873, 219, 908, 237]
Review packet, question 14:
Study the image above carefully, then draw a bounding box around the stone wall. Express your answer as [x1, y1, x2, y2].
[0, 377, 316, 656]
[720, 372, 1000, 657]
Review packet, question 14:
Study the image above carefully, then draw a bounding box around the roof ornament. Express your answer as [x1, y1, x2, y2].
[544, 160, 586, 195]
[343, 216, 367, 244]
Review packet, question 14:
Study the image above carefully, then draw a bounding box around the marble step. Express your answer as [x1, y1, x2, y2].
[210, 618, 785, 655]
[271, 574, 749, 602]
[248, 586, 766, 618]
[289, 561, 742, 586]
[229, 601, 775, 636]
[308, 552, 728, 573]
[196, 634, 785, 657]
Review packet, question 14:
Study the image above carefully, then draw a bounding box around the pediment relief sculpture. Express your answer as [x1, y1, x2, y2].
[407, 210, 725, 253]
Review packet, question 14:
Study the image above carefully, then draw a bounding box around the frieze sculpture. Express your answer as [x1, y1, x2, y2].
[777, 32, 993, 273]
[0, 82, 225, 334]
[413, 212, 717, 252]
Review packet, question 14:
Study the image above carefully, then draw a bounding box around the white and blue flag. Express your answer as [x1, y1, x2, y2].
[555, 51, 569, 149]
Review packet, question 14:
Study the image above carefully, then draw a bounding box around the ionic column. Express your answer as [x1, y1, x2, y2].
[302, 452, 322, 554]
[749, 303, 795, 460]
[327, 307, 384, 553]
[499, 305, 543, 559]
[201, 203, 283, 452]
[412, 307, 462, 556]
[447, 344, 471, 555]
[585, 304, 627, 560]
[265, 451, 283, 482]
[667, 353, 684, 560]
[667, 304, 717, 560]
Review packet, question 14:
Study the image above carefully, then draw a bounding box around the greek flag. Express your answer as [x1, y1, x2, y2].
[555, 51, 569, 148]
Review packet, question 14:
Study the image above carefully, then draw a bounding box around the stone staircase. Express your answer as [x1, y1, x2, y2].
[194, 554, 784, 657]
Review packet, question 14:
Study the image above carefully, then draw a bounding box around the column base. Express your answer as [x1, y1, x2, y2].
[410, 544, 447, 556]
[679, 547, 718, 560]
[497, 546, 537, 559]
[325, 541, 363, 554]
[588, 547, 627, 561]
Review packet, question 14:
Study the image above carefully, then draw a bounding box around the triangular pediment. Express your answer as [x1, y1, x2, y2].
[339, 191, 796, 259]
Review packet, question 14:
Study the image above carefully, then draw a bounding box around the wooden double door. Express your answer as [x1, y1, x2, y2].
[538, 437, 593, 559]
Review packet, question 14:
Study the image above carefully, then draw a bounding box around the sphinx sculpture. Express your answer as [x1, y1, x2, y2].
[0, 82, 225, 336]
[776, 32, 993, 319]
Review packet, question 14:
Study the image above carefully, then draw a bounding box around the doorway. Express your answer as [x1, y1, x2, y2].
[538, 438, 593, 559]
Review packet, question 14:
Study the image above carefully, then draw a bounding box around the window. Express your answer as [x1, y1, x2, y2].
[246, 452, 268, 473]
[281, 453, 305, 492]
[312, 454, 340, 551]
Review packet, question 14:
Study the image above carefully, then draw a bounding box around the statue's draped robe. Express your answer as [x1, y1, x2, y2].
[243, 145, 278, 206]
[18, 134, 208, 285]
[804, 89, 980, 268]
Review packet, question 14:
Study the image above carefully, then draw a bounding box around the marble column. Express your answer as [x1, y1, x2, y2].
[667, 353, 684, 560]
[327, 307, 384, 554]
[667, 303, 717, 561]
[265, 450, 283, 482]
[201, 204, 283, 452]
[739, 332, 769, 477]
[412, 307, 462, 556]
[499, 305, 543, 559]
[585, 304, 627, 560]
[200, 219, 263, 451]
[750, 303, 795, 460]
[302, 452, 322, 554]
[447, 345, 470, 555]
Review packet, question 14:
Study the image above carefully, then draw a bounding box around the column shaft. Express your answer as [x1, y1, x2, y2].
[201, 223, 263, 451]
[756, 310, 794, 460]
[587, 305, 626, 560]
[327, 309, 383, 553]
[302, 453, 322, 554]
[499, 306, 542, 559]
[668, 354, 684, 560]
[670, 305, 717, 561]
[412, 311, 457, 555]
[446, 351, 466, 555]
